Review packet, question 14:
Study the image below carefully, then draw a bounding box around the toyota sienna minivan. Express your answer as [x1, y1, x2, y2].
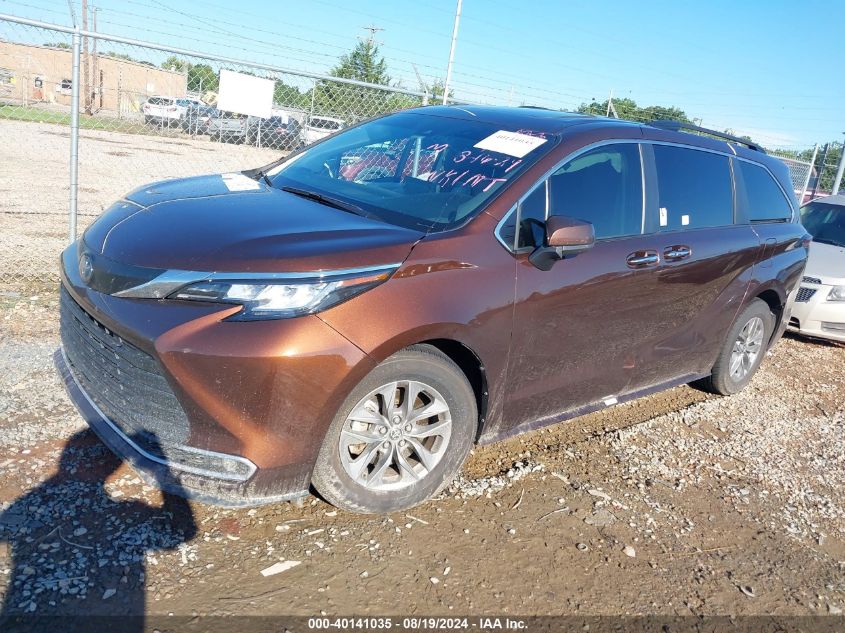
[59, 106, 809, 513]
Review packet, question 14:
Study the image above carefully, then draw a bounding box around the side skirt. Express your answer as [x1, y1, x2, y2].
[478, 372, 709, 446]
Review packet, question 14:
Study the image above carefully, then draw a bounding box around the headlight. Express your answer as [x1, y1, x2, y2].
[828, 285, 845, 302]
[169, 267, 396, 320]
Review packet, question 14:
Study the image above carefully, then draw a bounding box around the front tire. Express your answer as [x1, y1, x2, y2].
[697, 298, 774, 395]
[312, 345, 477, 514]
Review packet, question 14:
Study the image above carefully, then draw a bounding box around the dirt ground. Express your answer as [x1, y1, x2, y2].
[1, 296, 844, 620]
[1, 118, 844, 622]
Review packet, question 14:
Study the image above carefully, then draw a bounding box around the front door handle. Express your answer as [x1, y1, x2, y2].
[664, 245, 692, 262]
[626, 250, 659, 268]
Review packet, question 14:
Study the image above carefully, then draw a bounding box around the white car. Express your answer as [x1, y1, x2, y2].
[142, 96, 203, 127]
[301, 115, 345, 145]
[788, 194, 845, 343]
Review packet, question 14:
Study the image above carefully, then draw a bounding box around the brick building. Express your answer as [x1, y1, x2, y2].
[0, 40, 186, 113]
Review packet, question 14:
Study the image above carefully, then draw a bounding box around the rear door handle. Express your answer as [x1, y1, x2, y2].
[626, 250, 659, 268]
[664, 245, 691, 262]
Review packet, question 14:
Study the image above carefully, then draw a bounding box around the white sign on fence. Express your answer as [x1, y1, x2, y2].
[216, 69, 273, 118]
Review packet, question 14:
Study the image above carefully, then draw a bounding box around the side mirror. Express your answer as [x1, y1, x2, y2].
[529, 215, 595, 271]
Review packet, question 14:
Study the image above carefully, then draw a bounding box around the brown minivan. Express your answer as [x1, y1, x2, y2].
[59, 106, 809, 513]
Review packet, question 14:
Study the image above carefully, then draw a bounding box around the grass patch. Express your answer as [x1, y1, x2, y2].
[0, 104, 181, 136]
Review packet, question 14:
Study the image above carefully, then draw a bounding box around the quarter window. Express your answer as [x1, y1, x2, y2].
[735, 160, 792, 222]
[653, 145, 733, 230]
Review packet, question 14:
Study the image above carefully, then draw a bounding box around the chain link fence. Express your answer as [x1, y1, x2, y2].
[1, 13, 841, 296]
[0, 14, 427, 293]
[770, 144, 845, 205]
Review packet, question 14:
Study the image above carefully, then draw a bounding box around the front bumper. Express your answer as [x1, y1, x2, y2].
[59, 245, 376, 505]
[787, 281, 845, 343]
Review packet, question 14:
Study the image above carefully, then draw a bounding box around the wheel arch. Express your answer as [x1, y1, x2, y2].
[361, 327, 491, 443]
[751, 284, 786, 344]
[417, 338, 488, 442]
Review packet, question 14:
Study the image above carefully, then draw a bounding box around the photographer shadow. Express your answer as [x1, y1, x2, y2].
[0, 428, 197, 632]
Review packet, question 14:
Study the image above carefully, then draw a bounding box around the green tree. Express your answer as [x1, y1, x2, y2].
[161, 55, 189, 72]
[187, 64, 218, 93]
[43, 42, 71, 49]
[577, 97, 690, 124]
[429, 78, 453, 103]
[313, 40, 395, 121]
[274, 80, 309, 109]
[102, 51, 154, 65]
[330, 40, 389, 85]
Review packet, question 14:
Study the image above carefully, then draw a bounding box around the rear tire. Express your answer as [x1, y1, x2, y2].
[696, 298, 774, 395]
[311, 345, 477, 514]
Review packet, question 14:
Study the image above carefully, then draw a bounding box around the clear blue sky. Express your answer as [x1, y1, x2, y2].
[3, 0, 844, 149]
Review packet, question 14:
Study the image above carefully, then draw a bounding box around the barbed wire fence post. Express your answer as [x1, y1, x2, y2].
[68, 25, 81, 244]
[799, 145, 819, 205]
[832, 136, 845, 196]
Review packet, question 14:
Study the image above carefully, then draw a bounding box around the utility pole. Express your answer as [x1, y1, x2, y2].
[832, 133, 845, 196]
[91, 5, 98, 111]
[81, 0, 90, 114]
[442, 0, 462, 105]
[360, 25, 384, 47]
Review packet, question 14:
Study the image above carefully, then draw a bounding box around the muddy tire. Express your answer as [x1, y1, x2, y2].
[696, 298, 774, 395]
[311, 345, 476, 514]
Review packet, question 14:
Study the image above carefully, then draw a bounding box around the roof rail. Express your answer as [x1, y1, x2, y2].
[648, 120, 766, 153]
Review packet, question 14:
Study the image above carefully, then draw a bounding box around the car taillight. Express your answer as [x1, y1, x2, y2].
[167, 106, 177, 111]
[275, 128, 286, 133]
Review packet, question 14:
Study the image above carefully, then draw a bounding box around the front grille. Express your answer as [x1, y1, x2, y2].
[60, 286, 190, 455]
[788, 316, 800, 328]
[796, 287, 817, 303]
[802, 276, 822, 285]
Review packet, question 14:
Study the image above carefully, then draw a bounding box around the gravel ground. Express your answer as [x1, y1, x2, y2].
[1, 117, 845, 621]
[1, 297, 843, 618]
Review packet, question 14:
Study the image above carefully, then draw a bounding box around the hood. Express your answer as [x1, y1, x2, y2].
[805, 241, 845, 284]
[83, 174, 423, 273]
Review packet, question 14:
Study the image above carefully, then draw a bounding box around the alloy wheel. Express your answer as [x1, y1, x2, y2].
[729, 316, 765, 381]
[339, 380, 453, 491]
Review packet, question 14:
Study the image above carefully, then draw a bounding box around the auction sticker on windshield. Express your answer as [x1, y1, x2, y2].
[473, 130, 547, 158]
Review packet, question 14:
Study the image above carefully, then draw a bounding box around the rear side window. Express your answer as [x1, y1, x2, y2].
[735, 160, 792, 222]
[653, 145, 733, 230]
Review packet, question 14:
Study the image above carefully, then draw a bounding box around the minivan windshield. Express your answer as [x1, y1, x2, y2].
[267, 111, 557, 232]
[801, 201, 845, 247]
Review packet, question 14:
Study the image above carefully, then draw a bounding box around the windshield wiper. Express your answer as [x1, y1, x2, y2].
[281, 186, 365, 216]
[812, 238, 845, 248]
